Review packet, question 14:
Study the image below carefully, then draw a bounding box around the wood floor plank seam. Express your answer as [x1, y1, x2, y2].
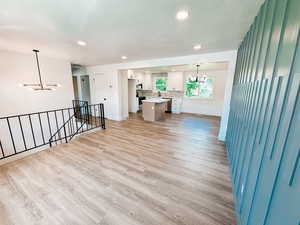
[0, 113, 236, 225]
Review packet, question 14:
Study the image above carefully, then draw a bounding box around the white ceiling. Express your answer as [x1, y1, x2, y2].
[133, 62, 229, 73]
[0, 0, 263, 66]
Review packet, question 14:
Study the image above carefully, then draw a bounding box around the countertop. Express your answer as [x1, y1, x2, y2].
[142, 98, 170, 103]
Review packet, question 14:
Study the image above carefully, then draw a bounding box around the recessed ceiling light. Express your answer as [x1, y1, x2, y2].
[194, 45, 202, 50]
[121, 56, 127, 60]
[176, 10, 189, 21]
[77, 41, 87, 46]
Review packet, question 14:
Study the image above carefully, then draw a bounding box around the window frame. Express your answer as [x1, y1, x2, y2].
[153, 76, 168, 92]
[184, 74, 215, 99]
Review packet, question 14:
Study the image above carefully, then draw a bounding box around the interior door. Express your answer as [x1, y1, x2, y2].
[92, 73, 111, 118]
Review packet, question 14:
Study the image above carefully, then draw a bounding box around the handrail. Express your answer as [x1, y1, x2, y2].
[0, 102, 94, 119]
[73, 100, 88, 107]
[49, 103, 105, 147]
[0, 106, 76, 119]
[69, 120, 87, 140]
[49, 114, 76, 147]
[0, 102, 105, 160]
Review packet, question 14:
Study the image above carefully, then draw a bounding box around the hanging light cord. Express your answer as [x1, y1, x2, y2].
[195, 65, 200, 82]
[33, 49, 44, 90]
[19, 49, 60, 91]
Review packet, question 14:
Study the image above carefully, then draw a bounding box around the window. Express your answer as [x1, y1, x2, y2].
[185, 76, 214, 98]
[154, 77, 167, 91]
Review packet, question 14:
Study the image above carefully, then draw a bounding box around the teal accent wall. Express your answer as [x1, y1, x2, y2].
[226, 0, 300, 224]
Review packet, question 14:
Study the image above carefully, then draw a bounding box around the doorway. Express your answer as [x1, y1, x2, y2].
[80, 75, 91, 103]
[72, 76, 79, 100]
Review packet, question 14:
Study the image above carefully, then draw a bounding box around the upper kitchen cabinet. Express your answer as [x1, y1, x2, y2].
[128, 70, 152, 90]
[167, 72, 183, 91]
[143, 72, 152, 90]
[129, 71, 144, 84]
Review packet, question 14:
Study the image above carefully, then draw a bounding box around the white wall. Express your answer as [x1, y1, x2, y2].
[182, 70, 228, 116]
[87, 50, 237, 141]
[0, 49, 74, 164]
[119, 71, 129, 119]
[0, 50, 74, 116]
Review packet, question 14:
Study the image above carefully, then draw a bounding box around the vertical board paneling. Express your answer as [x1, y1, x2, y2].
[226, 0, 300, 224]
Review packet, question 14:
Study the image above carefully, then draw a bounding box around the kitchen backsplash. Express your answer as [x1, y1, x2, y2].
[137, 90, 183, 98]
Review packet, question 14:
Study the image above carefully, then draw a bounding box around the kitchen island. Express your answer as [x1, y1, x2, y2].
[142, 98, 170, 121]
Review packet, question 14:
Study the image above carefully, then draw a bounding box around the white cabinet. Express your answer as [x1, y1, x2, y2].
[143, 73, 152, 90]
[171, 97, 183, 114]
[127, 70, 135, 79]
[135, 73, 144, 84]
[128, 79, 139, 113]
[167, 72, 183, 91]
[129, 71, 183, 91]
[128, 71, 152, 90]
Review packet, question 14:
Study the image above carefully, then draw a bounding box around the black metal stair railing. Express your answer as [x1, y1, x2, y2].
[49, 103, 105, 147]
[72, 100, 89, 107]
[72, 100, 89, 122]
[0, 103, 105, 160]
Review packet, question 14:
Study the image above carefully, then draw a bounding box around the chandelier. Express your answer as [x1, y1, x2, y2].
[194, 64, 207, 83]
[19, 49, 60, 91]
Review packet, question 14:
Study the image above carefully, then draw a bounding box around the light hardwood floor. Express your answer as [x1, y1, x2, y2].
[0, 113, 236, 225]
